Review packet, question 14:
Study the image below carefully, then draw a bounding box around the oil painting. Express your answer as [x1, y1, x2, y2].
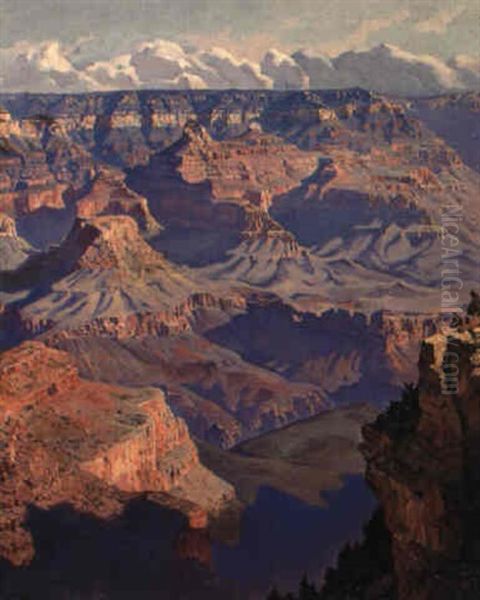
[0, 1, 479, 598]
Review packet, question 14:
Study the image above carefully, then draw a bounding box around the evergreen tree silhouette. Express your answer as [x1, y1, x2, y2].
[467, 290, 480, 316]
[266, 585, 283, 600]
[298, 573, 318, 599]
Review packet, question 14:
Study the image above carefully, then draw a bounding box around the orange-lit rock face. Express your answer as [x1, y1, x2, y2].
[0, 108, 93, 219]
[80, 394, 198, 493]
[0, 213, 17, 237]
[0, 108, 38, 139]
[291, 143, 451, 210]
[379, 313, 441, 384]
[0, 129, 66, 217]
[76, 168, 161, 233]
[0, 341, 198, 493]
[2, 212, 176, 287]
[70, 215, 163, 272]
[0, 341, 234, 566]
[127, 120, 315, 249]
[0, 341, 79, 419]
[0, 177, 66, 217]
[362, 327, 480, 599]
[177, 121, 318, 203]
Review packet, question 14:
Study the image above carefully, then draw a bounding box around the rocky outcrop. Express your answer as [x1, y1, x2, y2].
[177, 121, 318, 202]
[0, 341, 79, 419]
[64, 215, 164, 273]
[3, 288, 246, 343]
[0, 107, 92, 223]
[0, 214, 248, 351]
[0, 108, 69, 217]
[0, 341, 234, 566]
[361, 323, 480, 598]
[0, 214, 190, 294]
[76, 167, 161, 234]
[0, 213, 31, 270]
[379, 312, 441, 384]
[47, 321, 329, 449]
[127, 119, 318, 242]
[0, 213, 17, 237]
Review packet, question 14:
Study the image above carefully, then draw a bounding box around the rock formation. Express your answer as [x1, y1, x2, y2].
[0, 213, 32, 270]
[0, 108, 67, 218]
[1, 88, 477, 452]
[0, 90, 478, 311]
[127, 118, 318, 254]
[0, 341, 234, 566]
[1, 88, 479, 597]
[360, 320, 480, 598]
[76, 167, 161, 234]
[0, 214, 198, 337]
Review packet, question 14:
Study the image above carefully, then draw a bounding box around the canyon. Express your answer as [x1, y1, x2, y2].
[0, 88, 478, 597]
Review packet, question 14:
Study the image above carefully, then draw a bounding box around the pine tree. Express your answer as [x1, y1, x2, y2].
[298, 573, 318, 599]
[267, 585, 284, 600]
[467, 290, 480, 316]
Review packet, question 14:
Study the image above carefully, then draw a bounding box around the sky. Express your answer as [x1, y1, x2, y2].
[0, 0, 478, 94]
[1, 0, 479, 62]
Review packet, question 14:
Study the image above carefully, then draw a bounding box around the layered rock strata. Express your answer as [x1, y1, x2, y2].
[0, 341, 234, 566]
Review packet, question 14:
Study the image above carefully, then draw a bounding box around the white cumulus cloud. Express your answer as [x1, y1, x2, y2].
[332, 43, 463, 95]
[199, 47, 271, 89]
[0, 37, 478, 96]
[291, 50, 339, 89]
[85, 54, 139, 90]
[261, 49, 308, 90]
[0, 40, 95, 93]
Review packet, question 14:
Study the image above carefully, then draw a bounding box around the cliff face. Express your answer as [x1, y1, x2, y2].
[0, 90, 478, 311]
[0, 109, 68, 218]
[0, 213, 31, 270]
[379, 312, 441, 384]
[0, 341, 234, 566]
[361, 325, 480, 598]
[1, 89, 477, 459]
[52, 331, 328, 449]
[413, 92, 480, 173]
[176, 121, 318, 203]
[0, 214, 201, 336]
[76, 167, 161, 234]
[127, 120, 316, 251]
[0, 211, 444, 452]
[0, 212, 331, 449]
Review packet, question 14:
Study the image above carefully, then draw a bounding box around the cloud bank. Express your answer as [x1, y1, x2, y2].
[0, 38, 478, 96]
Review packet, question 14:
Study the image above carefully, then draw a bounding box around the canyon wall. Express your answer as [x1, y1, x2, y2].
[0, 341, 234, 566]
[361, 324, 480, 598]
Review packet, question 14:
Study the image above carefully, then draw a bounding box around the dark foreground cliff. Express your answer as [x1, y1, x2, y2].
[268, 310, 480, 599]
[361, 320, 480, 599]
